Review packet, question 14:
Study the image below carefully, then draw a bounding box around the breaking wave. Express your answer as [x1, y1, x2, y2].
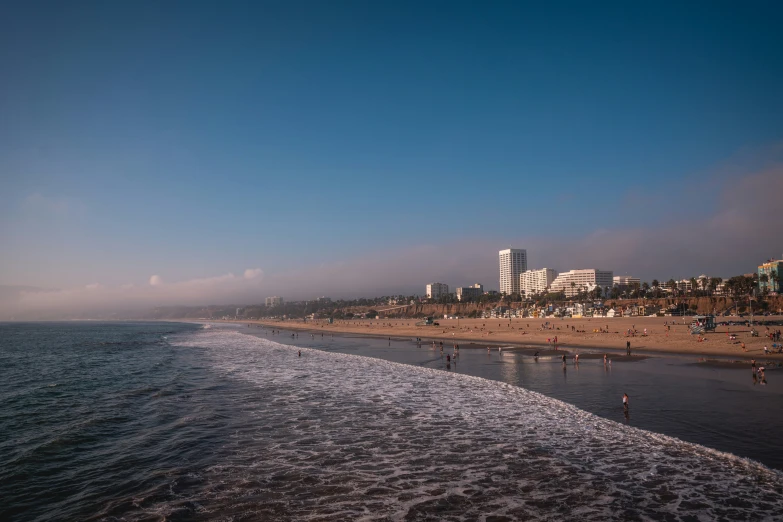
[161, 328, 783, 521]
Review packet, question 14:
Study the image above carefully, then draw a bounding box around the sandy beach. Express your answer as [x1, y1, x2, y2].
[234, 315, 783, 359]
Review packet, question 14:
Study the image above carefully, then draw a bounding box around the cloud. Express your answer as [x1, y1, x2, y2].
[1, 268, 267, 319]
[2, 150, 781, 318]
[255, 162, 783, 298]
[244, 268, 263, 280]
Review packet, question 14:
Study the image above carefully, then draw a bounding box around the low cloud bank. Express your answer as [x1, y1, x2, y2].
[0, 269, 265, 319]
[1, 162, 781, 319]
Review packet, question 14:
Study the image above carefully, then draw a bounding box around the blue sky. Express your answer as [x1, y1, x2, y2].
[1, 1, 782, 311]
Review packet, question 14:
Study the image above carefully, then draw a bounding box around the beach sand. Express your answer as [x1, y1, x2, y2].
[235, 315, 783, 359]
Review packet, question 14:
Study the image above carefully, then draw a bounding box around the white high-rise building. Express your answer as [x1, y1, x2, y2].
[550, 269, 614, 297]
[426, 282, 449, 299]
[520, 268, 558, 296]
[499, 248, 527, 295]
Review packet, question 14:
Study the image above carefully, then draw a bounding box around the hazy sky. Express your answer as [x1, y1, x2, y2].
[1, 1, 783, 316]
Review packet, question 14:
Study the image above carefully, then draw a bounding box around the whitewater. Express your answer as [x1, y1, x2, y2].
[164, 327, 783, 521]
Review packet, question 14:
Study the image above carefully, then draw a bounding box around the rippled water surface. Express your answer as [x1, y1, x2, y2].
[2, 322, 782, 521]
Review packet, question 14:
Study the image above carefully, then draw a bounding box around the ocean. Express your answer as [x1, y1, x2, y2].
[2, 321, 782, 521]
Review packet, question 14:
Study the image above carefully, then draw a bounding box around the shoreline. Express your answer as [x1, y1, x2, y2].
[205, 316, 783, 362]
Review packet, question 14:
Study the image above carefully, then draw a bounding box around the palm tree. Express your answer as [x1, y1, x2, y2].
[689, 277, 698, 296]
[667, 279, 677, 296]
[570, 281, 576, 299]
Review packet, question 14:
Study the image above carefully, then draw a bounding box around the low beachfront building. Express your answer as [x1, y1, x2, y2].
[759, 259, 783, 293]
[520, 268, 558, 297]
[265, 296, 284, 307]
[456, 283, 484, 301]
[550, 269, 614, 298]
[426, 282, 449, 299]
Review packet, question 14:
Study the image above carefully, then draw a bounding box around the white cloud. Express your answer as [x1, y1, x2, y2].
[1, 267, 268, 319]
[244, 268, 263, 280]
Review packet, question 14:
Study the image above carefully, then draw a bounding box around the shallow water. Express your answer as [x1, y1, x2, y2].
[2, 322, 782, 521]
[259, 325, 783, 471]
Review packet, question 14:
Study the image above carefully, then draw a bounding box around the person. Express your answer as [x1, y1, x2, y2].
[446, 354, 451, 363]
[626, 340, 631, 355]
[562, 354, 566, 363]
[298, 351, 301, 357]
[623, 393, 629, 412]
[603, 354, 607, 365]
[764, 345, 769, 355]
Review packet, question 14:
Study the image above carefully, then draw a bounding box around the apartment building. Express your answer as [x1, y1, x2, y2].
[612, 275, 640, 290]
[550, 269, 614, 297]
[265, 296, 284, 307]
[426, 282, 449, 299]
[456, 283, 484, 301]
[759, 259, 783, 293]
[519, 268, 558, 296]
[499, 248, 527, 295]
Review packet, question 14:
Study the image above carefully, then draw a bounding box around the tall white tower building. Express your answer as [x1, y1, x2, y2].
[499, 248, 527, 295]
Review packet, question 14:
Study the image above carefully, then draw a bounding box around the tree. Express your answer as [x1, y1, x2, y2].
[641, 282, 650, 296]
[689, 277, 698, 296]
[667, 279, 677, 296]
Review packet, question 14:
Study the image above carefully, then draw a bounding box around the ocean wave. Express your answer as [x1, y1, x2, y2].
[158, 329, 783, 521]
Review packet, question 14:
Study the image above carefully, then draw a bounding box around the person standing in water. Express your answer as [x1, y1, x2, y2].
[623, 393, 629, 412]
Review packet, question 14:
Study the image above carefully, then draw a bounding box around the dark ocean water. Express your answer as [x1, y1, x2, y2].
[2, 322, 783, 521]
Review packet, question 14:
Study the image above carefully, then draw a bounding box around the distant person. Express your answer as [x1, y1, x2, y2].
[298, 351, 301, 357]
[623, 393, 629, 412]
[626, 341, 631, 355]
[603, 354, 607, 365]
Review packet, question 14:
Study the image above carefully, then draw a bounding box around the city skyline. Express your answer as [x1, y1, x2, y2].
[2, 2, 783, 317]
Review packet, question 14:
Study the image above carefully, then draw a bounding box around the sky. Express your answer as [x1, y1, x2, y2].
[1, 1, 783, 317]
